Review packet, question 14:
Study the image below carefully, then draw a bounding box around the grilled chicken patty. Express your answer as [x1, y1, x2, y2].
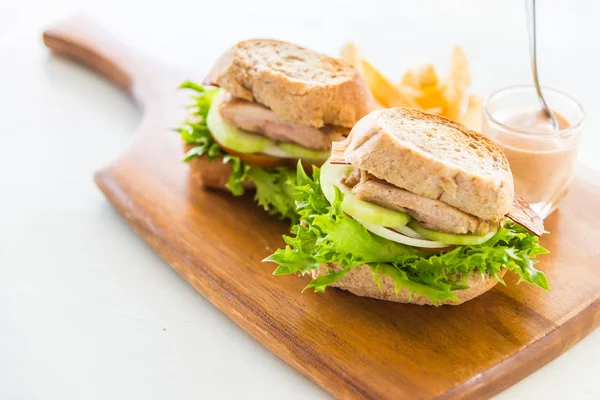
[218, 92, 347, 151]
[343, 169, 497, 235]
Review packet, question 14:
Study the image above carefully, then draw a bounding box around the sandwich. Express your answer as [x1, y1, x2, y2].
[265, 108, 548, 305]
[177, 39, 374, 220]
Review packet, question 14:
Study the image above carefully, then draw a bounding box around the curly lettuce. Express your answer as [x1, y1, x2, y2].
[264, 164, 549, 305]
[177, 81, 297, 221]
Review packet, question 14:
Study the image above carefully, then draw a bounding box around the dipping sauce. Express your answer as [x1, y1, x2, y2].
[495, 110, 573, 203]
[484, 86, 585, 218]
[482, 104, 583, 218]
[503, 110, 570, 134]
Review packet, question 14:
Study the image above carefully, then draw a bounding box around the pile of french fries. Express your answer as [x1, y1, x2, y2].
[340, 42, 483, 132]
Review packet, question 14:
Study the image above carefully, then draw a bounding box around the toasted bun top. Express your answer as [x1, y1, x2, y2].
[206, 39, 375, 128]
[343, 108, 514, 221]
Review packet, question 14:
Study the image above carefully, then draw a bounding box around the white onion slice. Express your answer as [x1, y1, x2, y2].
[357, 219, 449, 248]
[392, 225, 426, 239]
[261, 144, 328, 160]
[261, 145, 294, 158]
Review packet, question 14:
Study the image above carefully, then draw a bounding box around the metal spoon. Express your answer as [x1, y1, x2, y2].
[525, 0, 559, 131]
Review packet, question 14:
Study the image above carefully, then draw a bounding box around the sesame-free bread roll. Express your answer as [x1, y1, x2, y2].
[343, 108, 514, 221]
[207, 39, 375, 129]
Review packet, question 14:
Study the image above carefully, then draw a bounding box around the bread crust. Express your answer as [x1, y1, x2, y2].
[311, 263, 506, 306]
[344, 108, 514, 221]
[185, 144, 253, 191]
[207, 39, 375, 129]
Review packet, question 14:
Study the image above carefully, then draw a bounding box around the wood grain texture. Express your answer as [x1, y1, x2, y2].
[43, 16, 600, 400]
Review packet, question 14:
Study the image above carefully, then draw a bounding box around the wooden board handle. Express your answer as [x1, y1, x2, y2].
[42, 15, 160, 105]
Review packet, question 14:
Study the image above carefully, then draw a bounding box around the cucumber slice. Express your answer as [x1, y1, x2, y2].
[278, 142, 330, 160]
[320, 161, 411, 228]
[207, 90, 275, 153]
[407, 220, 498, 245]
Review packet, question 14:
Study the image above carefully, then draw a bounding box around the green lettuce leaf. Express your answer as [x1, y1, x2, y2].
[264, 165, 549, 305]
[247, 166, 298, 222]
[222, 155, 249, 196]
[177, 81, 298, 221]
[177, 81, 223, 161]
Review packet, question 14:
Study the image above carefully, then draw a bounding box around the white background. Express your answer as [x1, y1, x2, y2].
[1, 0, 599, 399]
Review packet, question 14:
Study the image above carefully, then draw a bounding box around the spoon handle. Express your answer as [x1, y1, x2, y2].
[525, 0, 559, 131]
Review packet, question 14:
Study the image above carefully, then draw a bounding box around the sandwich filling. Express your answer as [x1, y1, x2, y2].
[218, 93, 348, 151]
[264, 162, 549, 305]
[179, 39, 373, 221]
[205, 88, 333, 162]
[343, 168, 497, 235]
[319, 161, 499, 248]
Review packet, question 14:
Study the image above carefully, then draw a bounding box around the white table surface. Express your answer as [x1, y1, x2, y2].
[1, 0, 599, 399]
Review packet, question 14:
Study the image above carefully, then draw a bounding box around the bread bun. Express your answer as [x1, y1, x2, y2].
[311, 263, 506, 306]
[206, 39, 375, 128]
[343, 108, 514, 221]
[186, 152, 246, 192]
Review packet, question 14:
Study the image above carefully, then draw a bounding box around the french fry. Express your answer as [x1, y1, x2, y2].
[415, 85, 447, 110]
[424, 107, 444, 115]
[459, 95, 484, 132]
[443, 46, 470, 120]
[401, 69, 420, 88]
[361, 59, 419, 109]
[417, 64, 440, 87]
[341, 42, 473, 122]
[340, 42, 363, 75]
[401, 64, 439, 88]
[397, 83, 423, 99]
[340, 42, 386, 108]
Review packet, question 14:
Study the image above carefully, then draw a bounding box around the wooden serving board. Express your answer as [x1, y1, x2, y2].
[43, 16, 600, 400]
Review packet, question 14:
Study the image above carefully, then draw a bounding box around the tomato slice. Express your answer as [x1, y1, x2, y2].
[218, 144, 324, 172]
[221, 145, 291, 168]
